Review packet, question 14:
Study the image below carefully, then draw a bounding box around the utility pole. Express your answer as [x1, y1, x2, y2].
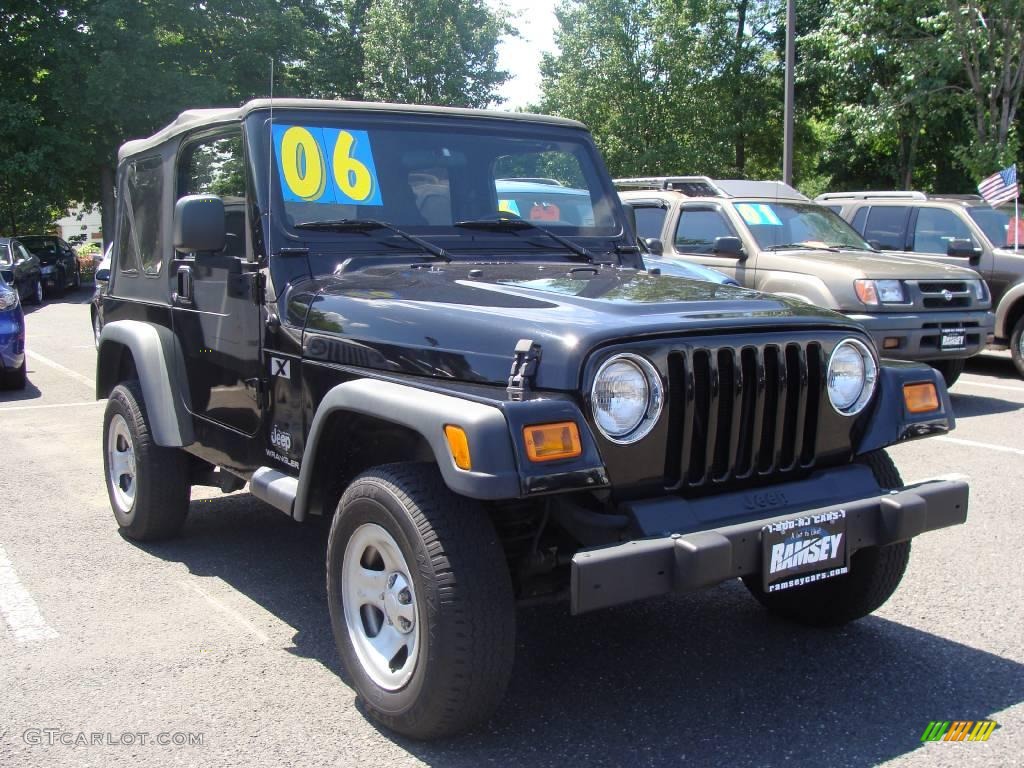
[782, 0, 795, 185]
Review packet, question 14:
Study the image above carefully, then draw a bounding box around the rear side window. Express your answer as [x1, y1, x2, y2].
[911, 208, 975, 254]
[632, 206, 666, 239]
[863, 206, 910, 250]
[850, 207, 867, 234]
[674, 207, 736, 254]
[118, 156, 164, 275]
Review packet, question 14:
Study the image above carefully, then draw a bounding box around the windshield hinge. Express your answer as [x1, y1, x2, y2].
[507, 339, 542, 402]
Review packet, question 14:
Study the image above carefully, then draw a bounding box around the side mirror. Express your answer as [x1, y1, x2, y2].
[173, 195, 226, 254]
[713, 236, 745, 258]
[643, 237, 664, 256]
[948, 239, 981, 264]
[95, 268, 110, 283]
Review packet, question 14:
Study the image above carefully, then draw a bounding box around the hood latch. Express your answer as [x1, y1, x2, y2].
[507, 339, 541, 401]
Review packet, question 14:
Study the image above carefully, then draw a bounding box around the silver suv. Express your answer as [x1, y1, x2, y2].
[819, 191, 1024, 377]
[620, 177, 994, 386]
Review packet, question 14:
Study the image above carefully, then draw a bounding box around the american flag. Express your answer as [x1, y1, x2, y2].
[978, 165, 1019, 206]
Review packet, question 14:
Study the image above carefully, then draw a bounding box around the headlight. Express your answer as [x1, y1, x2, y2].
[0, 290, 18, 310]
[827, 339, 877, 415]
[854, 279, 905, 305]
[969, 280, 987, 300]
[591, 353, 663, 443]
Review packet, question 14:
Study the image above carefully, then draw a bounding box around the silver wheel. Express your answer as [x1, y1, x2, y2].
[33, 279, 42, 304]
[341, 523, 419, 691]
[107, 413, 137, 516]
[1018, 330, 1024, 359]
[93, 313, 101, 348]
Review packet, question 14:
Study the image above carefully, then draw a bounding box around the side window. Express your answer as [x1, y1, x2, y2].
[15, 243, 32, 261]
[911, 208, 975, 254]
[179, 133, 246, 257]
[632, 206, 667, 239]
[863, 206, 909, 250]
[0, 244, 9, 265]
[117, 156, 164, 275]
[674, 207, 736, 254]
[850, 207, 868, 234]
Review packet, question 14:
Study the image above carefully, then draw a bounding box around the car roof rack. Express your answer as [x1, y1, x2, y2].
[497, 177, 564, 187]
[814, 191, 927, 201]
[615, 176, 808, 201]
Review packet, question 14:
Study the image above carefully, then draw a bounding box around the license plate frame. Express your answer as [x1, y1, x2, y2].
[761, 511, 849, 593]
[941, 330, 966, 349]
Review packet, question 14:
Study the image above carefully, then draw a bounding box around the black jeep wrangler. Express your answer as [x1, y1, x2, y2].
[97, 100, 968, 739]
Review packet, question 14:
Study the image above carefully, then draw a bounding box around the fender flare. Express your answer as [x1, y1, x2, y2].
[293, 379, 521, 520]
[96, 320, 194, 447]
[995, 281, 1024, 338]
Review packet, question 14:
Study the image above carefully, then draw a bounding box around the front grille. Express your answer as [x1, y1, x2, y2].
[916, 280, 973, 309]
[664, 342, 823, 489]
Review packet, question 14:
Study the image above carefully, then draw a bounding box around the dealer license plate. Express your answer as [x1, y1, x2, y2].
[941, 330, 966, 349]
[761, 511, 849, 592]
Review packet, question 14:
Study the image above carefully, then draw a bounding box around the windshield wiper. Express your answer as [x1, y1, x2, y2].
[452, 217, 594, 263]
[294, 219, 449, 261]
[764, 243, 840, 253]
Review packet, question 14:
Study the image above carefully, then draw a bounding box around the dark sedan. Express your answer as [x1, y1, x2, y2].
[19, 235, 81, 295]
[0, 271, 26, 389]
[0, 238, 43, 306]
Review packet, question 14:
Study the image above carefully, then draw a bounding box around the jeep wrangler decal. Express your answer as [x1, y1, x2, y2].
[272, 125, 383, 207]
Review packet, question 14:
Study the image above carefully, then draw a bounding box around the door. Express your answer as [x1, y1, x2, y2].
[10, 242, 40, 299]
[170, 131, 263, 436]
[670, 204, 749, 284]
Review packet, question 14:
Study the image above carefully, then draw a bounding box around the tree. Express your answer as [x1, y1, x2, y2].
[359, 0, 511, 107]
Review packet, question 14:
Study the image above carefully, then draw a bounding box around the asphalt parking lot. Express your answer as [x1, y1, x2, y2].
[1, 292, 1023, 768]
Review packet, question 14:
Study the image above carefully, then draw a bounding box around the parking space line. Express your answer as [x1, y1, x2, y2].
[0, 544, 59, 643]
[937, 436, 1024, 456]
[29, 350, 94, 389]
[955, 379, 1024, 394]
[0, 401, 103, 412]
[176, 579, 270, 643]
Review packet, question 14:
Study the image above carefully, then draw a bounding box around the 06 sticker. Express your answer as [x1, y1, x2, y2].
[273, 125, 383, 206]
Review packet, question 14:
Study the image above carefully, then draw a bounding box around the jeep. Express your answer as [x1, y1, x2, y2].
[97, 101, 968, 739]
[619, 177, 995, 386]
[817, 191, 1024, 377]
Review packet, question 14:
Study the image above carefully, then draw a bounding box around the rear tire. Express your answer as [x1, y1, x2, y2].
[28, 278, 43, 305]
[102, 381, 191, 540]
[743, 449, 910, 627]
[1011, 315, 1024, 379]
[930, 358, 965, 388]
[2, 359, 26, 390]
[326, 463, 516, 739]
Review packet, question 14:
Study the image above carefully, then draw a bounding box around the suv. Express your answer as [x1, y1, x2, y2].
[818, 191, 1024, 376]
[97, 101, 968, 739]
[619, 177, 994, 386]
[19, 235, 82, 295]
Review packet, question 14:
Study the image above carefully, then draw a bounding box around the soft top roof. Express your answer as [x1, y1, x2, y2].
[119, 99, 588, 161]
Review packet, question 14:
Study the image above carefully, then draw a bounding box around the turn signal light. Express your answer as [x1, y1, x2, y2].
[444, 425, 472, 470]
[903, 382, 940, 414]
[523, 422, 582, 463]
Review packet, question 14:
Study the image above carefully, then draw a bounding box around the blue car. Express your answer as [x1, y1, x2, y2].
[0, 272, 26, 389]
[642, 254, 739, 286]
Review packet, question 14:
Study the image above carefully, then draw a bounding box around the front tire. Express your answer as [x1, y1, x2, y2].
[1011, 315, 1024, 379]
[102, 381, 191, 541]
[326, 463, 515, 739]
[28, 278, 43, 305]
[930, 358, 965, 388]
[743, 449, 910, 627]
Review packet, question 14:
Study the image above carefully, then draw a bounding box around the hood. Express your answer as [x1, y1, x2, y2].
[292, 262, 860, 390]
[769, 248, 982, 280]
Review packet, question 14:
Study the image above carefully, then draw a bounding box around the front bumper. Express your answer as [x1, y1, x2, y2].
[570, 467, 968, 614]
[846, 310, 994, 360]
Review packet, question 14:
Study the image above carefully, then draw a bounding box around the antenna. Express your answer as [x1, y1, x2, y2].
[265, 58, 274, 262]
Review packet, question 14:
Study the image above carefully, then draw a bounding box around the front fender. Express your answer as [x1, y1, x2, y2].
[995, 279, 1024, 338]
[856, 360, 955, 454]
[96, 320, 194, 447]
[756, 272, 837, 309]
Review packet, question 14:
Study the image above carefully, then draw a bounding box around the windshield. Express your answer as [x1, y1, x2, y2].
[19, 236, 58, 256]
[968, 207, 1022, 249]
[263, 115, 620, 249]
[733, 201, 872, 251]
[0, 244, 10, 265]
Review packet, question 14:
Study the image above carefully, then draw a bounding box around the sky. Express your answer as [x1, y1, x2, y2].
[487, 0, 560, 110]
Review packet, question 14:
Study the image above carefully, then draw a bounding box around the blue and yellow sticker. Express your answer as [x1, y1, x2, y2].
[272, 125, 383, 206]
[736, 203, 782, 226]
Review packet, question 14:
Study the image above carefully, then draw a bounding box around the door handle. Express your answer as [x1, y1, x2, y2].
[175, 265, 193, 306]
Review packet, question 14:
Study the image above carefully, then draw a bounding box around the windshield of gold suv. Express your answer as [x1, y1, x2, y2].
[732, 200, 874, 252]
